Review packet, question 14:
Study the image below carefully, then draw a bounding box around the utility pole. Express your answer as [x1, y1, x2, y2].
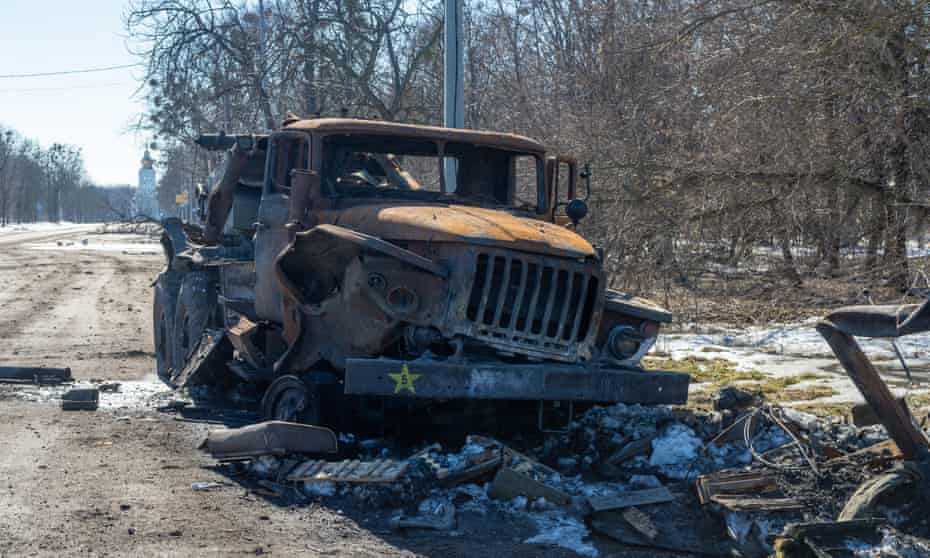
[443, 0, 464, 191]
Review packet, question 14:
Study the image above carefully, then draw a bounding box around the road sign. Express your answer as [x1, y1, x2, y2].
[175, 192, 189, 205]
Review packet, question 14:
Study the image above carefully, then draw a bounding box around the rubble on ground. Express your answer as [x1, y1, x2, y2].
[198, 396, 930, 557]
[94, 221, 162, 236]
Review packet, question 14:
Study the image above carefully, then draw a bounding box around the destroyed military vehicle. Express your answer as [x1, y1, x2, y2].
[153, 118, 688, 430]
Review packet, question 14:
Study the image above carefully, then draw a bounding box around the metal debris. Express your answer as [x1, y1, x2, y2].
[201, 421, 338, 460]
[61, 387, 98, 410]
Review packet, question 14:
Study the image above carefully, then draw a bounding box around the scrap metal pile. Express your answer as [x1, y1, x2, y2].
[188, 300, 930, 557]
[197, 389, 930, 557]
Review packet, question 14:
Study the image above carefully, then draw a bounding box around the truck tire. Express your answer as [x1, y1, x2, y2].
[153, 274, 178, 381]
[261, 375, 321, 424]
[171, 272, 218, 371]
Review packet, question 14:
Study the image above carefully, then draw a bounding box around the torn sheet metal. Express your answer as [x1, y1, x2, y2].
[170, 328, 231, 388]
[201, 421, 338, 460]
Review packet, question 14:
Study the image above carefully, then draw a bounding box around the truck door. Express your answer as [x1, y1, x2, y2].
[254, 132, 309, 322]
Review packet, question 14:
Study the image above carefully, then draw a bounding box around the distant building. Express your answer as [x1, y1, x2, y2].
[136, 149, 157, 218]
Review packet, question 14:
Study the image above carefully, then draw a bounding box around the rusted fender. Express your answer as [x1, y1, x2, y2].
[200, 421, 338, 460]
[823, 298, 930, 338]
[275, 224, 447, 307]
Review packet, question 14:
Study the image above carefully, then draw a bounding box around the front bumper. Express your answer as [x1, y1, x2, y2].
[344, 358, 689, 404]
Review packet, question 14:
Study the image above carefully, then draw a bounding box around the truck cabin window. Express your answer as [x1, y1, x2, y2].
[268, 135, 309, 194]
[321, 135, 544, 211]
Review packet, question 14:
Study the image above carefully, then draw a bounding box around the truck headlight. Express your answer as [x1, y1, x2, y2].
[607, 326, 643, 361]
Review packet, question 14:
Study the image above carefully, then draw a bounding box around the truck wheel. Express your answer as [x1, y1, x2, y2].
[153, 274, 178, 381]
[171, 272, 217, 370]
[261, 375, 321, 424]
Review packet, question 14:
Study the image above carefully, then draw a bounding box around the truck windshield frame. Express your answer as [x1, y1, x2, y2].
[319, 134, 546, 213]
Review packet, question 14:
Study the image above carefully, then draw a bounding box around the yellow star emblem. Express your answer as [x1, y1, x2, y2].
[388, 363, 421, 394]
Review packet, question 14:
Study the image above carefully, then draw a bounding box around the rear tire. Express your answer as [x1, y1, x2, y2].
[261, 375, 321, 424]
[153, 273, 178, 382]
[171, 271, 217, 371]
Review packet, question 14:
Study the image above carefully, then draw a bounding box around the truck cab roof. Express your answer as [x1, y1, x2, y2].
[281, 118, 545, 155]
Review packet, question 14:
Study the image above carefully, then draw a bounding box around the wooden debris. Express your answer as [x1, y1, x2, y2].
[590, 498, 733, 556]
[774, 519, 884, 558]
[587, 486, 675, 512]
[441, 456, 502, 488]
[709, 495, 804, 512]
[606, 435, 655, 465]
[286, 458, 409, 483]
[826, 439, 902, 467]
[487, 467, 569, 505]
[389, 501, 456, 532]
[695, 470, 777, 505]
[621, 507, 658, 541]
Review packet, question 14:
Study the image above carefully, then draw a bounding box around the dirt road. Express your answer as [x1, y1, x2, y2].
[0, 227, 669, 558]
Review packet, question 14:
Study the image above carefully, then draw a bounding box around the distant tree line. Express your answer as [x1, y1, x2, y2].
[126, 0, 930, 294]
[0, 124, 135, 226]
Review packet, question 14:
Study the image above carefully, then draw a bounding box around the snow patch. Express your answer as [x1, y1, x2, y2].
[525, 511, 598, 557]
[649, 424, 702, 479]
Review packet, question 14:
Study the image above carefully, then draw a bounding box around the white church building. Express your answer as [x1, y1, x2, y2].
[135, 149, 158, 218]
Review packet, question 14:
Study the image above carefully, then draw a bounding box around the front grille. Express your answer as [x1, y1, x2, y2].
[463, 251, 600, 360]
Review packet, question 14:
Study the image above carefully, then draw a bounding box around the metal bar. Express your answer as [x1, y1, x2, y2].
[539, 267, 560, 337]
[567, 274, 590, 342]
[474, 254, 495, 324]
[524, 263, 545, 334]
[556, 270, 575, 340]
[491, 256, 512, 327]
[345, 358, 690, 404]
[508, 259, 529, 330]
[816, 321, 930, 460]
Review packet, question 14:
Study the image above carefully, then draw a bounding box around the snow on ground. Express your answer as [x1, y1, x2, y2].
[655, 319, 930, 405]
[0, 221, 97, 234]
[24, 233, 161, 255]
[524, 511, 599, 557]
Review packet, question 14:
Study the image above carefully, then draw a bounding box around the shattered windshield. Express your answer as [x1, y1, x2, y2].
[322, 135, 543, 211]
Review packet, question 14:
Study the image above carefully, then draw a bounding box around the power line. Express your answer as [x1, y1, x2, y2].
[0, 63, 140, 79]
[0, 82, 132, 94]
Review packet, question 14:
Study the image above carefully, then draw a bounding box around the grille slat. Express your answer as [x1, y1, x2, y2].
[491, 257, 512, 327]
[556, 270, 575, 339]
[538, 267, 559, 336]
[567, 274, 590, 341]
[474, 255, 496, 324]
[508, 260, 530, 330]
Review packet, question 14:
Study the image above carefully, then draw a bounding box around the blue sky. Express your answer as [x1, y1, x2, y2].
[0, 0, 148, 185]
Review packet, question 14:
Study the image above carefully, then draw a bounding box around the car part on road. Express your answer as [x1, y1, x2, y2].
[0, 366, 72, 384]
[200, 420, 338, 460]
[61, 387, 99, 411]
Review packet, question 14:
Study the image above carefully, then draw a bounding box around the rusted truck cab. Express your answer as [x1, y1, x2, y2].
[155, 118, 688, 425]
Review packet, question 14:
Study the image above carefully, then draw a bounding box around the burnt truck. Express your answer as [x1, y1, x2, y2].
[154, 117, 688, 430]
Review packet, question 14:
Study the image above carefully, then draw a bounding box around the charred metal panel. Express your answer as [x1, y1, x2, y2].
[344, 358, 689, 404]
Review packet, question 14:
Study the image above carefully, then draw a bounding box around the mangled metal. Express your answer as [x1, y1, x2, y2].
[200, 421, 338, 460]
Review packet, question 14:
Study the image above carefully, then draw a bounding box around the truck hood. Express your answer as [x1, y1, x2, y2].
[333, 203, 596, 259]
